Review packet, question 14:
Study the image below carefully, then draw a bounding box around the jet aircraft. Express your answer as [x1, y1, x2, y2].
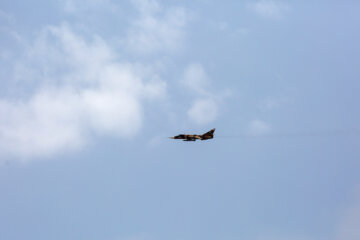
[169, 128, 215, 141]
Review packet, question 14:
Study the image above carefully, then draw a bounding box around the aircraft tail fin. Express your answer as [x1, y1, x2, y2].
[201, 128, 215, 139]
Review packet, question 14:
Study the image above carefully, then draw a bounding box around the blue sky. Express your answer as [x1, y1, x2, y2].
[1, 1, 360, 240]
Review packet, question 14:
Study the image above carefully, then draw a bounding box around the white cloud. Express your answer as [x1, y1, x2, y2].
[0, 24, 165, 159]
[250, 0, 288, 19]
[247, 119, 271, 136]
[131, 0, 161, 14]
[1, 0, 192, 160]
[125, 0, 187, 54]
[181, 63, 223, 125]
[0, 88, 85, 157]
[187, 98, 218, 124]
[182, 63, 209, 95]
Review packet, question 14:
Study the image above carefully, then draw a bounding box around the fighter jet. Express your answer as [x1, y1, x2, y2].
[169, 128, 215, 141]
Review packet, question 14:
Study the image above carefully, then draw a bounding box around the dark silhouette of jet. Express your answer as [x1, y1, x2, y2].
[169, 128, 215, 141]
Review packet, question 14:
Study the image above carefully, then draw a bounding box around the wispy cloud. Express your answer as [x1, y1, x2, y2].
[0, 9, 22, 44]
[125, 0, 188, 54]
[259, 98, 281, 111]
[61, 0, 116, 13]
[252, 186, 360, 240]
[0, 9, 14, 23]
[247, 119, 271, 136]
[258, 97, 292, 111]
[187, 98, 218, 124]
[335, 187, 360, 240]
[249, 0, 288, 19]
